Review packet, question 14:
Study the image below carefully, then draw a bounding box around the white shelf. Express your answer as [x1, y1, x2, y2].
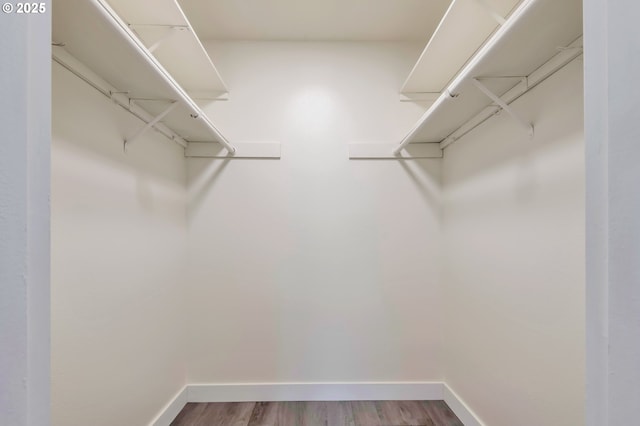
[53, 1, 171, 102]
[108, 0, 228, 95]
[52, 0, 280, 158]
[401, 0, 522, 94]
[52, 0, 220, 142]
[406, 0, 582, 144]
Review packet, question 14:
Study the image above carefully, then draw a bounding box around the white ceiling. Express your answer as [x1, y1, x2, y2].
[178, 0, 452, 42]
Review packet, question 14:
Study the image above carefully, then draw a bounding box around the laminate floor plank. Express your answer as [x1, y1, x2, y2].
[211, 402, 256, 426]
[247, 401, 279, 426]
[278, 401, 305, 426]
[172, 400, 462, 426]
[350, 401, 383, 426]
[375, 400, 434, 426]
[302, 401, 328, 425]
[197, 403, 227, 425]
[420, 401, 464, 426]
[247, 401, 304, 426]
[326, 401, 356, 426]
[171, 402, 210, 426]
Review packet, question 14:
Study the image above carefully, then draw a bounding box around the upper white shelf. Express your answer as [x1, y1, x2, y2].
[401, 0, 522, 94]
[53, 0, 281, 158]
[107, 0, 228, 95]
[406, 0, 582, 143]
[52, 0, 229, 144]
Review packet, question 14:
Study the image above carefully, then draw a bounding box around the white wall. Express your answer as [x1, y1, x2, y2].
[0, 7, 51, 426]
[51, 62, 188, 426]
[186, 42, 444, 384]
[49, 37, 589, 425]
[441, 59, 585, 425]
[584, 0, 640, 423]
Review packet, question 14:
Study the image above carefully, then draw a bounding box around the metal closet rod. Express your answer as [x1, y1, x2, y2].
[393, 0, 539, 155]
[91, 0, 237, 154]
[52, 53, 188, 148]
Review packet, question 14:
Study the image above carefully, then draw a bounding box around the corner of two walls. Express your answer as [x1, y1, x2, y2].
[185, 41, 446, 385]
[52, 40, 447, 425]
[440, 59, 586, 425]
[52, 38, 585, 426]
[51, 62, 189, 426]
[185, 49, 586, 426]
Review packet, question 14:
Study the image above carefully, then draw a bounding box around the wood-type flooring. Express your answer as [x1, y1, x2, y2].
[170, 400, 464, 426]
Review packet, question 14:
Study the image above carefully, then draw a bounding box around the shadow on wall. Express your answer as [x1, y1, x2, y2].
[53, 61, 185, 184]
[398, 159, 441, 220]
[188, 158, 232, 217]
[443, 60, 584, 187]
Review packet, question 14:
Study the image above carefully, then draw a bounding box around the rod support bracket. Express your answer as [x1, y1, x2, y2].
[124, 100, 180, 149]
[472, 78, 534, 138]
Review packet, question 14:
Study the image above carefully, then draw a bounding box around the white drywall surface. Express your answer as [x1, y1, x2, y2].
[186, 42, 445, 384]
[584, 0, 640, 424]
[441, 59, 585, 426]
[0, 7, 51, 426]
[47, 36, 591, 425]
[51, 62, 188, 426]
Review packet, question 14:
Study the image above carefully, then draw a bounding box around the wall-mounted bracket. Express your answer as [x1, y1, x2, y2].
[187, 90, 229, 101]
[124, 100, 179, 149]
[399, 92, 441, 102]
[129, 24, 189, 53]
[109, 90, 129, 98]
[473, 0, 506, 25]
[149, 26, 187, 53]
[472, 78, 534, 137]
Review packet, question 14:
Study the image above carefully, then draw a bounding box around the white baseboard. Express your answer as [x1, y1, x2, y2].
[151, 386, 187, 426]
[443, 384, 486, 426]
[154, 382, 485, 426]
[188, 382, 444, 403]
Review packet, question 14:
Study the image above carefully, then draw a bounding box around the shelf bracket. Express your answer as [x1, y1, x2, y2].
[472, 78, 534, 137]
[187, 90, 229, 101]
[124, 101, 180, 149]
[146, 26, 188, 53]
[399, 92, 441, 102]
[128, 24, 190, 53]
[473, 0, 506, 25]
